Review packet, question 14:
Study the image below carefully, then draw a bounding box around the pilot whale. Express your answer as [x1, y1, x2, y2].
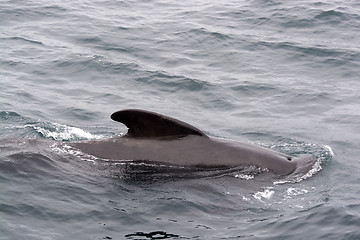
[69, 109, 316, 175]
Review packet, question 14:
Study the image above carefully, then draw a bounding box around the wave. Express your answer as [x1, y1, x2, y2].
[0, 110, 23, 119]
[0, 36, 44, 45]
[135, 70, 211, 93]
[27, 123, 102, 141]
[0, 110, 104, 141]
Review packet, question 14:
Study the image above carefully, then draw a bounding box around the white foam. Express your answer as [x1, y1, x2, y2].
[234, 174, 255, 180]
[323, 145, 334, 157]
[25, 122, 103, 141]
[242, 196, 251, 202]
[274, 144, 334, 184]
[297, 159, 322, 181]
[51, 143, 98, 164]
[286, 187, 308, 197]
[253, 187, 274, 202]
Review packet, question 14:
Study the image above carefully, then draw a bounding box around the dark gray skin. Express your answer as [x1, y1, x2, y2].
[69, 109, 316, 175]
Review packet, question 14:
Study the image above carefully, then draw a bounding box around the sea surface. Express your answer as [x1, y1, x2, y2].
[1, 0, 360, 239]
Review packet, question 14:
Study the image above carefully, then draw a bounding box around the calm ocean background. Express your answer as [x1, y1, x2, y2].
[1, 0, 360, 239]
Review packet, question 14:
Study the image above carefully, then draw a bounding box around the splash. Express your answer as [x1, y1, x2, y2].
[24, 122, 104, 141]
[51, 143, 99, 164]
[323, 145, 334, 157]
[286, 187, 309, 197]
[234, 165, 267, 180]
[266, 139, 334, 184]
[253, 187, 275, 202]
[235, 174, 255, 180]
[290, 144, 333, 184]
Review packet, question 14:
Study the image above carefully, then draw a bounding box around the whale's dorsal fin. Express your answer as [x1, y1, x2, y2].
[110, 109, 207, 138]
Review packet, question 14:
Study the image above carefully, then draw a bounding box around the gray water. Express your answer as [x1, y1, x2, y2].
[1, 0, 360, 239]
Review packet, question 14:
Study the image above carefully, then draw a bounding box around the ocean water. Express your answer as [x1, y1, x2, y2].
[1, 0, 360, 239]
